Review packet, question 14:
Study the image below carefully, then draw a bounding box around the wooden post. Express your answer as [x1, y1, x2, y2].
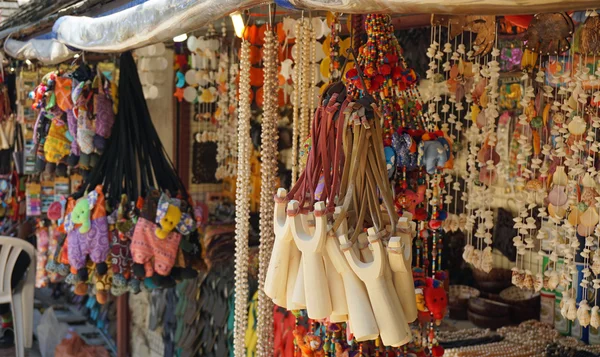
[117, 294, 130, 357]
[173, 99, 191, 188]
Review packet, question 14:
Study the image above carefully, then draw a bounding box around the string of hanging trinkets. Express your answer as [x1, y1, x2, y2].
[308, 20, 317, 130]
[216, 21, 235, 180]
[440, 10, 600, 329]
[228, 48, 240, 177]
[233, 39, 252, 357]
[329, 13, 342, 82]
[441, 16, 500, 274]
[256, 14, 279, 357]
[586, 9, 600, 329]
[342, 13, 448, 356]
[290, 18, 303, 184]
[298, 17, 314, 172]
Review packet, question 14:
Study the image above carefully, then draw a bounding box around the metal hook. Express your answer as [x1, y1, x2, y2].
[268, 3, 277, 33]
[70, 52, 82, 67]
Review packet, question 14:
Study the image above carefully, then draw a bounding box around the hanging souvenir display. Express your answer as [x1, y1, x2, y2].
[262, 13, 459, 355]
[427, 12, 500, 276]
[27, 64, 116, 176]
[215, 23, 239, 181]
[9, 4, 600, 357]
[265, 55, 427, 356]
[32, 52, 202, 304]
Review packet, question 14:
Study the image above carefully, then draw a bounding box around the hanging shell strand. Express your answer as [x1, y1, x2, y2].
[290, 19, 304, 184]
[257, 27, 279, 357]
[233, 40, 252, 357]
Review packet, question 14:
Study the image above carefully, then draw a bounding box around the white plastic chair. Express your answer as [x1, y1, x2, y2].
[0, 236, 36, 357]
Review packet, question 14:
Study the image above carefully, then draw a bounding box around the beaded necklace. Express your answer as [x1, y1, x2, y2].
[257, 25, 279, 357]
[328, 13, 342, 82]
[233, 39, 252, 357]
[215, 22, 235, 180]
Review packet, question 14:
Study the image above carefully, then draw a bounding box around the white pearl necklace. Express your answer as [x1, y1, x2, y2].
[256, 28, 278, 357]
[233, 40, 252, 357]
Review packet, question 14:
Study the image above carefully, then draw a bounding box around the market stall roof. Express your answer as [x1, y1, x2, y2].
[0, 0, 135, 38]
[0, 1, 20, 24]
[0, 0, 136, 64]
[1, 0, 600, 63]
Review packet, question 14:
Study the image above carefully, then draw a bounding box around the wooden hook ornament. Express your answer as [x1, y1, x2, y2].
[340, 229, 411, 346]
[292, 201, 332, 319]
[388, 216, 418, 323]
[264, 188, 295, 306]
[327, 207, 379, 340]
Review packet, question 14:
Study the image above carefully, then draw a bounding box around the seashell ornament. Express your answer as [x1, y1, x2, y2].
[592, 250, 600, 275]
[591, 306, 600, 329]
[566, 297, 578, 321]
[577, 301, 591, 327]
[534, 273, 544, 292]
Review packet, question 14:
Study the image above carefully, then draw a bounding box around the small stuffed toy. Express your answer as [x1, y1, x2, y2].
[424, 278, 447, 325]
[156, 204, 182, 239]
[402, 185, 426, 215]
[65, 109, 80, 166]
[55, 76, 73, 112]
[92, 74, 115, 154]
[419, 140, 448, 174]
[72, 81, 95, 170]
[131, 191, 182, 287]
[110, 228, 132, 288]
[71, 196, 92, 233]
[35, 225, 50, 288]
[65, 186, 110, 281]
[293, 325, 325, 357]
[431, 345, 445, 357]
[155, 193, 194, 239]
[392, 132, 418, 170]
[30, 83, 47, 111]
[43, 116, 72, 164]
[384, 146, 396, 178]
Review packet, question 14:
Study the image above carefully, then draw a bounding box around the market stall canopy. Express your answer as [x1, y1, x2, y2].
[2, 0, 600, 57]
[51, 0, 263, 52]
[3, 37, 74, 64]
[276, 0, 599, 15]
[0, 0, 129, 62]
[50, 0, 600, 53]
